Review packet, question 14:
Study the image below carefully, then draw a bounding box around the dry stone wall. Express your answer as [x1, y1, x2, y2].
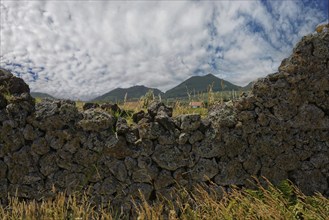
[0, 27, 328, 210]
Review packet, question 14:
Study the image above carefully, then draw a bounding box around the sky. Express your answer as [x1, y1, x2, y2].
[0, 0, 328, 100]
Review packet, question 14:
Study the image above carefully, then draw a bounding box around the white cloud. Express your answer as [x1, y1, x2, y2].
[0, 0, 326, 100]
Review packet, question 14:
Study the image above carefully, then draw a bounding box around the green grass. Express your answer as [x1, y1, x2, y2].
[172, 101, 208, 117]
[34, 97, 42, 104]
[1, 179, 328, 219]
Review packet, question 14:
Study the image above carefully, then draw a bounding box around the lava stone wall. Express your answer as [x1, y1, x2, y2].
[0, 28, 328, 210]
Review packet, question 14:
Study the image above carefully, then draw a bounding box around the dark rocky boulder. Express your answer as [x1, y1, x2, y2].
[0, 69, 30, 95]
[82, 102, 99, 110]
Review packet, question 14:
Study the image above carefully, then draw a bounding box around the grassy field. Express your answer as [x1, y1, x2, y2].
[34, 89, 245, 120]
[1, 179, 328, 219]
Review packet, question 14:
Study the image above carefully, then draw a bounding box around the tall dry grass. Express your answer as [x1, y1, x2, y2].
[1, 179, 328, 219]
[136, 179, 329, 220]
[0, 191, 114, 220]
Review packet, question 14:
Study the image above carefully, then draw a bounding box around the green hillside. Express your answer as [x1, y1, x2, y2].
[242, 81, 254, 91]
[31, 92, 54, 99]
[165, 73, 242, 98]
[92, 85, 164, 102]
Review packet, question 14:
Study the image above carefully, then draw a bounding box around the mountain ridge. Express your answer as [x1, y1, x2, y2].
[31, 92, 54, 99]
[92, 85, 164, 102]
[93, 74, 248, 101]
[164, 73, 242, 98]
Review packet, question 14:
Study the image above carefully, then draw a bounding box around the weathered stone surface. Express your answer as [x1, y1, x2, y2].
[214, 160, 248, 186]
[125, 127, 139, 144]
[39, 153, 58, 176]
[51, 170, 86, 191]
[124, 157, 137, 175]
[152, 145, 187, 171]
[0, 179, 8, 199]
[104, 136, 138, 159]
[148, 102, 173, 118]
[135, 139, 154, 156]
[0, 109, 8, 122]
[273, 101, 297, 121]
[222, 132, 246, 158]
[190, 158, 218, 181]
[0, 160, 7, 179]
[154, 170, 175, 190]
[261, 166, 288, 184]
[234, 95, 255, 111]
[23, 124, 36, 140]
[100, 103, 118, 111]
[83, 132, 106, 153]
[237, 111, 255, 122]
[128, 183, 153, 199]
[6, 101, 34, 126]
[63, 137, 80, 154]
[177, 143, 192, 154]
[310, 153, 329, 169]
[275, 151, 300, 171]
[22, 172, 43, 185]
[0, 130, 24, 155]
[199, 118, 211, 132]
[98, 176, 120, 195]
[192, 140, 225, 158]
[31, 137, 49, 155]
[290, 169, 328, 195]
[180, 114, 201, 131]
[173, 167, 189, 186]
[178, 133, 189, 145]
[7, 164, 29, 184]
[83, 102, 99, 110]
[33, 100, 79, 130]
[189, 130, 204, 144]
[155, 113, 176, 131]
[138, 122, 164, 140]
[104, 158, 128, 182]
[12, 146, 34, 168]
[158, 132, 175, 145]
[56, 149, 73, 170]
[290, 104, 329, 130]
[208, 103, 237, 128]
[243, 155, 261, 175]
[78, 109, 114, 132]
[132, 165, 158, 183]
[116, 117, 129, 134]
[132, 110, 147, 123]
[73, 147, 99, 166]
[186, 151, 200, 168]
[137, 155, 153, 169]
[0, 69, 30, 95]
[0, 94, 7, 109]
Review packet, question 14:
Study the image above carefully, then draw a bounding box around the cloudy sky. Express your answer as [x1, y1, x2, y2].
[0, 0, 328, 100]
